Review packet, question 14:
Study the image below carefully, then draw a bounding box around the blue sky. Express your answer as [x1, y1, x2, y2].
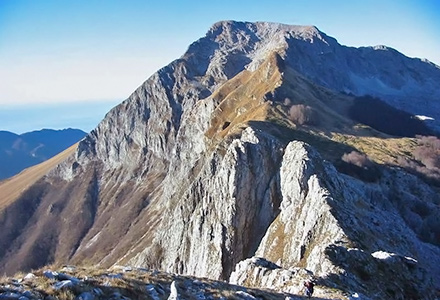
[0, 0, 439, 133]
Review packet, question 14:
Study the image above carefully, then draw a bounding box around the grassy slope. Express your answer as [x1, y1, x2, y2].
[0, 143, 77, 211]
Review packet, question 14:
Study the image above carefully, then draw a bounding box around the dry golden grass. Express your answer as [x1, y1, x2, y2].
[259, 215, 285, 264]
[0, 143, 77, 211]
[331, 134, 417, 165]
[206, 52, 283, 143]
[201, 50, 412, 171]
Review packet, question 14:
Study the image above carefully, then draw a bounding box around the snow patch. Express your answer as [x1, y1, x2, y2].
[415, 115, 434, 121]
[371, 250, 394, 260]
[371, 251, 418, 265]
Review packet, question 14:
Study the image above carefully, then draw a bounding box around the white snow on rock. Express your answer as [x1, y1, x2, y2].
[371, 251, 418, 265]
[349, 292, 372, 300]
[415, 115, 434, 121]
[371, 251, 394, 260]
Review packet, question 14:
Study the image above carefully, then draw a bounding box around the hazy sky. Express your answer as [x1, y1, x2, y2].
[0, 0, 439, 133]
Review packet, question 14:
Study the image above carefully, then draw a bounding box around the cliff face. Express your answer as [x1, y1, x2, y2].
[240, 141, 439, 299]
[1, 21, 439, 299]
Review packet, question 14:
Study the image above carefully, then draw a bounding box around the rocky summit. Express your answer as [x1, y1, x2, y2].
[0, 21, 439, 300]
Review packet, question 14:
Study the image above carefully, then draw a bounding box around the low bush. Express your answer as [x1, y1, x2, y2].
[337, 151, 380, 182]
[288, 104, 318, 125]
[341, 151, 373, 168]
[413, 135, 440, 170]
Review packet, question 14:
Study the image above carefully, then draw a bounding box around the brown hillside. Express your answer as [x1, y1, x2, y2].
[0, 143, 78, 211]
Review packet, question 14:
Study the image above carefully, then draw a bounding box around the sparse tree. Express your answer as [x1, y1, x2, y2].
[342, 151, 373, 168]
[414, 136, 440, 170]
[288, 104, 317, 125]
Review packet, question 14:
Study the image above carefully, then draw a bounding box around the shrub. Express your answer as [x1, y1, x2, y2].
[397, 144, 440, 187]
[283, 98, 292, 106]
[288, 104, 318, 125]
[341, 151, 373, 168]
[338, 151, 380, 182]
[413, 136, 440, 170]
[416, 135, 440, 149]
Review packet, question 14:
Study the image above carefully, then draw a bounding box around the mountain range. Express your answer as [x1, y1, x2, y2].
[0, 21, 439, 299]
[0, 129, 86, 180]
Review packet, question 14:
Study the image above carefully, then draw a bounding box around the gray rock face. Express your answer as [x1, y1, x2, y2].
[53, 21, 440, 183]
[257, 141, 347, 274]
[130, 127, 284, 279]
[231, 141, 439, 299]
[1, 20, 439, 300]
[229, 257, 312, 295]
[130, 128, 439, 298]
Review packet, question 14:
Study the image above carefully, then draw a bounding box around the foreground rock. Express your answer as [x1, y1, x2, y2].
[0, 265, 332, 300]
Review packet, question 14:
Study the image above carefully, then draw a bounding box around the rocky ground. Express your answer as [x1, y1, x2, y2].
[0, 265, 354, 300]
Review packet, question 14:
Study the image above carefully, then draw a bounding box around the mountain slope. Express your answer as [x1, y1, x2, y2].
[0, 143, 78, 210]
[1, 21, 439, 299]
[0, 129, 86, 180]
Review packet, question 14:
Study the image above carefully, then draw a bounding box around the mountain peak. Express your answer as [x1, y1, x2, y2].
[207, 20, 327, 41]
[372, 44, 395, 51]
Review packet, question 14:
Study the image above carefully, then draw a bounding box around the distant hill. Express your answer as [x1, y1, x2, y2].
[0, 128, 86, 180]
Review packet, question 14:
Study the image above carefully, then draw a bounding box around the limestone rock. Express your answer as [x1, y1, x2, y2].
[167, 281, 179, 300]
[231, 141, 439, 299]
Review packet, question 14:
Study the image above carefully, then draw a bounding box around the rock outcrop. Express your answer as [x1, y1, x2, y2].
[0, 265, 307, 300]
[229, 142, 439, 299]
